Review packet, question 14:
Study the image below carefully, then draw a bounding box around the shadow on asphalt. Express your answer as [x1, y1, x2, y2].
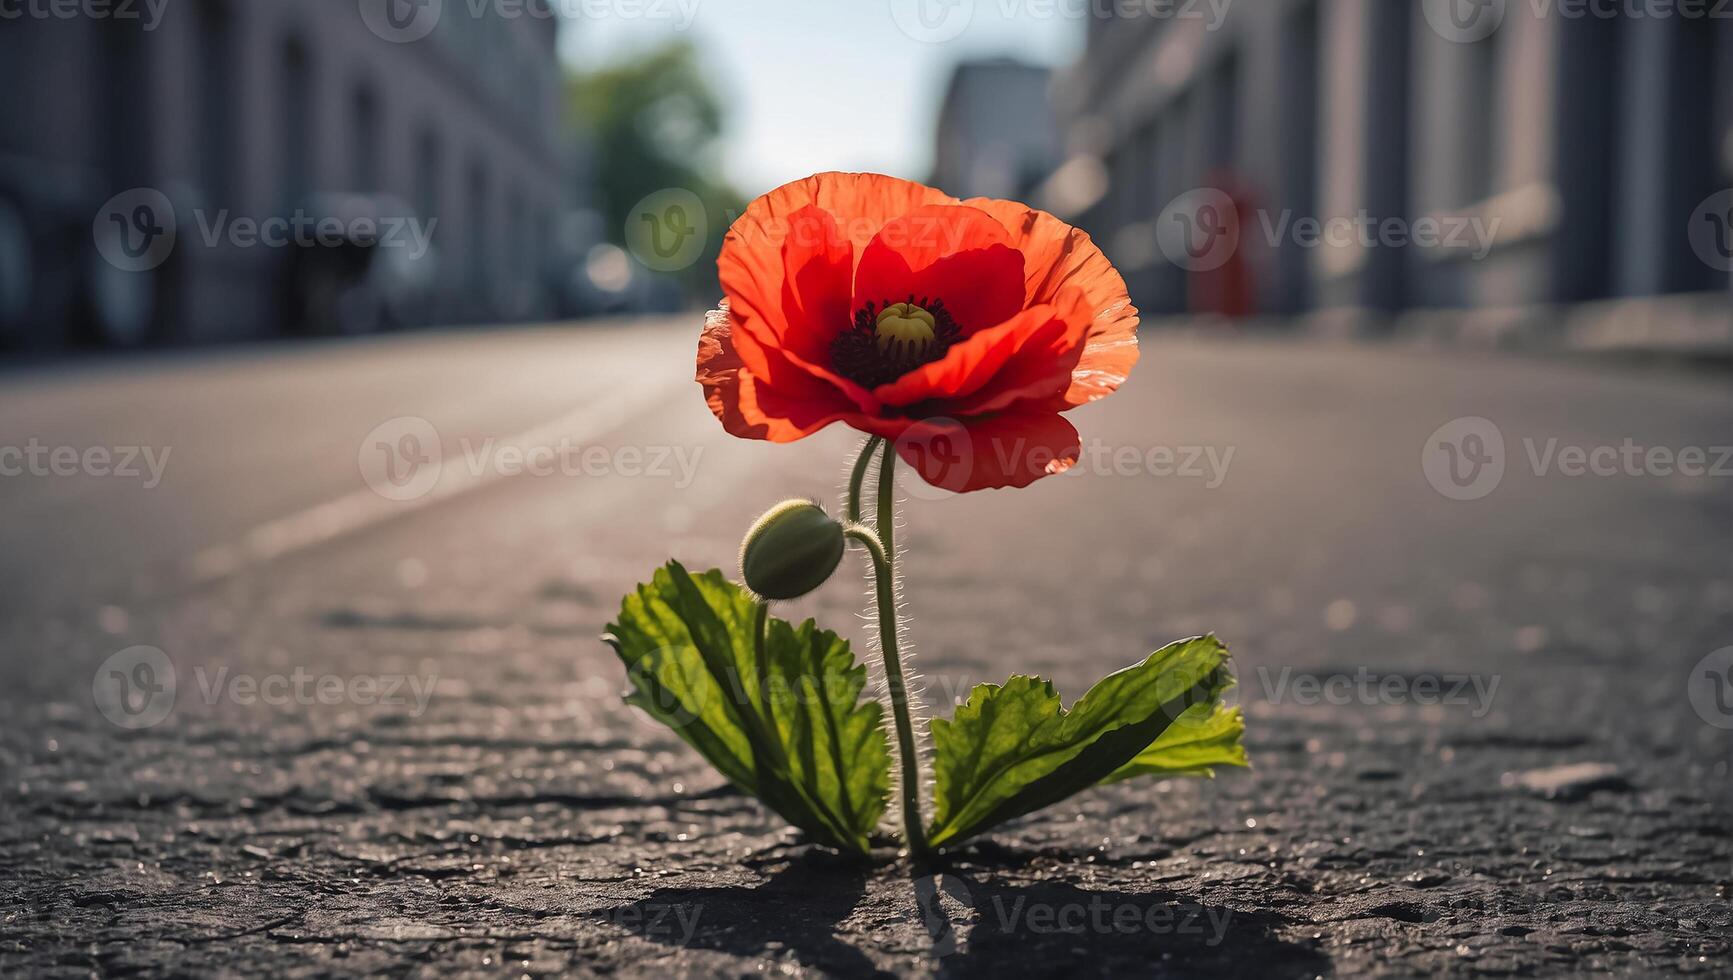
[602, 850, 1329, 977]
[600, 852, 880, 976]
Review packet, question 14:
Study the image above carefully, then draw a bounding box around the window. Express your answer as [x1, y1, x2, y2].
[415, 126, 442, 237]
[468, 161, 489, 294]
[102, 17, 152, 188]
[195, 0, 236, 205]
[1462, 28, 1504, 207]
[280, 37, 312, 206]
[352, 83, 380, 192]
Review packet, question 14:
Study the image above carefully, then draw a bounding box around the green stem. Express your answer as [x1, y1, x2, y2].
[875, 447, 920, 850]
[845, 520, 928, 858]
[846, 436, 883, 525]
[877, 440, 896, 573]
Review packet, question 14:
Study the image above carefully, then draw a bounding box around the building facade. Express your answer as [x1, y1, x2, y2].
[1048, 1, 1732, 342]
[0, 0, 567, 348]
[931, 58, 1062, 201]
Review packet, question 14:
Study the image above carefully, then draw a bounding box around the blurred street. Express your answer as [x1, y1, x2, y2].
[1, 317, 1729, 975]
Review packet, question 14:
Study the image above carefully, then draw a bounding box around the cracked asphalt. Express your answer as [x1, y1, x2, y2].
[1, 318, 1730, 977]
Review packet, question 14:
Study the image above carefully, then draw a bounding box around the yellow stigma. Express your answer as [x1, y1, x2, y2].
[874, 303, 937, 353]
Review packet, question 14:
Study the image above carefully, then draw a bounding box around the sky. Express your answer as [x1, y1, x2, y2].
[557, 0, 1084, 196]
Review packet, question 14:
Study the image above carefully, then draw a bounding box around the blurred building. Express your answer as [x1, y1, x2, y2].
[931, 58, 1061, 200]
[0, 0, 567, 349]
[1047, 2, 1732, 347]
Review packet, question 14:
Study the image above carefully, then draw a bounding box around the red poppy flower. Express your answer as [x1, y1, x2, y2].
[697, 172, 1139, 492]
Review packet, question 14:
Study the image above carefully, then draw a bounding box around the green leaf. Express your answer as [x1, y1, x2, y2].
[927, 635, 1238, 848]
[1103, 703, 1247, 782]
[603, 561, 888, 853]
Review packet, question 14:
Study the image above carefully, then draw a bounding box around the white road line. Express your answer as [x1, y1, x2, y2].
[184, 372, 690, 585]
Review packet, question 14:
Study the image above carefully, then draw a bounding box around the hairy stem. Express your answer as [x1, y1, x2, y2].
[877, 440, 897, 575]
[846, 436, 883, 525]
[846, 524, 927, 856]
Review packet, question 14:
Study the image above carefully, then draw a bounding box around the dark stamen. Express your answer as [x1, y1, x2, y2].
[830, 297, 962, 389]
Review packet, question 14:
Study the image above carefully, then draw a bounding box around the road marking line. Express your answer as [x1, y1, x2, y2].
[184, 371, 690, 585]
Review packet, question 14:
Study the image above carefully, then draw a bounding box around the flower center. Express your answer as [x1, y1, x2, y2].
[875, 303, 937, 354]
[830, 297, 962, 390]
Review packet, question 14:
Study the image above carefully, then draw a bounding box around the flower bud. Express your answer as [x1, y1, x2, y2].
[739, 499, 846, 601]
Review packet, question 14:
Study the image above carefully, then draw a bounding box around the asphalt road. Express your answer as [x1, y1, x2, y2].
[1, 318, 1730, 977]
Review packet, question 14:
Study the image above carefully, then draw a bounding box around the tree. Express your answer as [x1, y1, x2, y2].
[566, 41, 744, 296]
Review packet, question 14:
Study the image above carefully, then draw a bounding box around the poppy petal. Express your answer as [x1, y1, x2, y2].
[778, 205, 853, 354]
[726, 312, 881, 414]
[944, 287, 1096, 416]
[853, 205, 1026, 334]
[698, 307, 862, 443]
[703, 175, 1137, 464]
[962, 198, 1140, 407]
[719, 175, 954, 426]
[719, 205, 853, 370]
[894, 412, 1081, 493]
[725, 172, 956, 263]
